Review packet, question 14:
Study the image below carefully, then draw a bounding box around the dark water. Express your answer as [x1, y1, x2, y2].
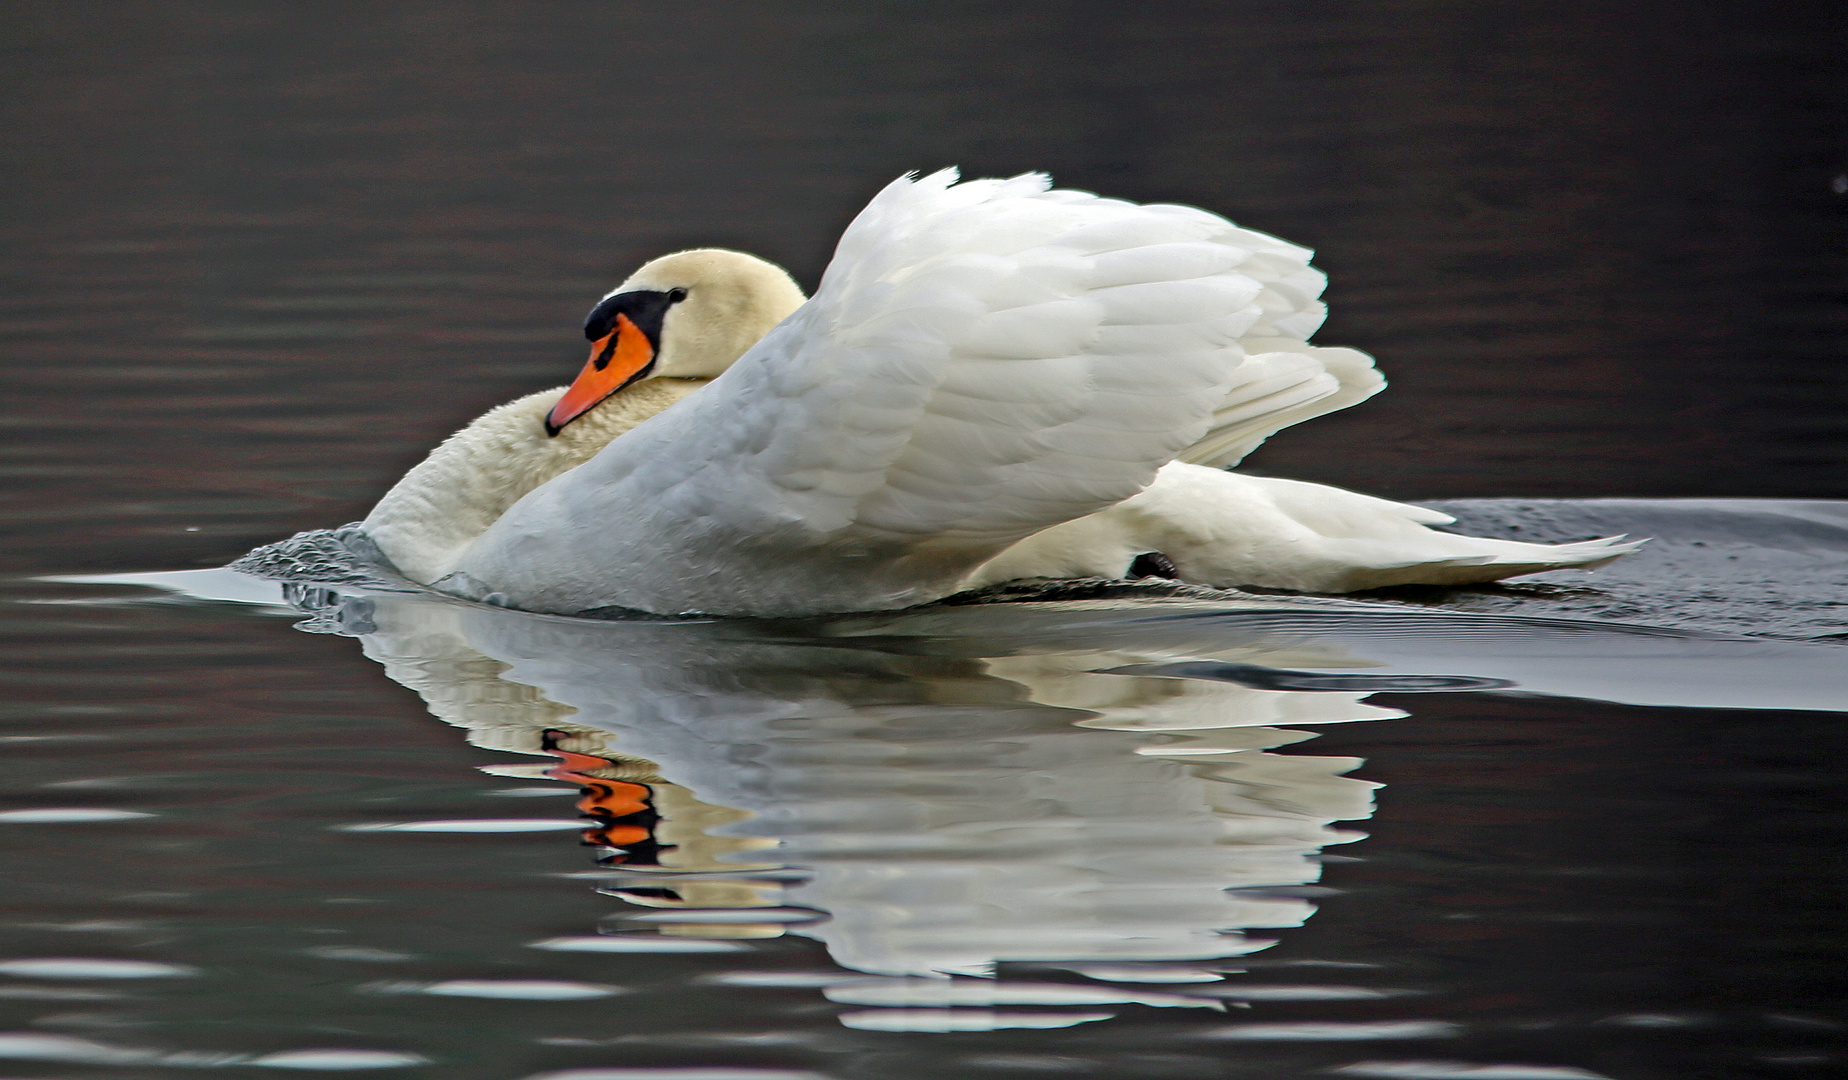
[3, 3, 1847, 1078]
[3, 507, 1845, 1079]
[3, 0, 1846, 583]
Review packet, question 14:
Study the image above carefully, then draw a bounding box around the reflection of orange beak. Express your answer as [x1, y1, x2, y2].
[545, 746, 657, 854]
[544, 312, 657, 436]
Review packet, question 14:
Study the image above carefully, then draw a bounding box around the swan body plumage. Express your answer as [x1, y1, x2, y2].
[968, 464, 1636, 593]
[362, 169, 1639, 616]
[364, 379, 703, 584]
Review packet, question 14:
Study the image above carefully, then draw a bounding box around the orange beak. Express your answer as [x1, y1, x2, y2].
[544, 312, 657, 436]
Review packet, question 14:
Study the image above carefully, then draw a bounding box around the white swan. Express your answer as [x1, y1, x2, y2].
[363, 170, 1638, 616]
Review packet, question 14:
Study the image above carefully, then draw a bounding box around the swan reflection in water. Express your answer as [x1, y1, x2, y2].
[259, 575, 1843, 1033]
[275, 578, 1502, 1032]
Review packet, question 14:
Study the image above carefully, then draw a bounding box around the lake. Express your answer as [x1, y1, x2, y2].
[3, 3, 1845, 1078]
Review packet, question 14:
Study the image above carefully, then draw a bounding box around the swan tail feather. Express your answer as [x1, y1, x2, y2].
[1323, 535, 1650, 590]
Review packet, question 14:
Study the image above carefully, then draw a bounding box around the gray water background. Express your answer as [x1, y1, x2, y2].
[3, 3, 1847, 1078]
[4, 0, 1846, 581]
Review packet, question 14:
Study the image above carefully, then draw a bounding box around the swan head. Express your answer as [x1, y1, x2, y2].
[545, 248, 806, 435]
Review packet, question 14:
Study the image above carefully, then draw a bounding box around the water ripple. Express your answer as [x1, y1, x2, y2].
[0, 808, 154, 823]
[341, 819, 588, 833]
[0, 959, 196, 979]
[837, 1009, 1115, 1032]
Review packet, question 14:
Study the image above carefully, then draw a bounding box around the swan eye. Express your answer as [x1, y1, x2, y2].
[666, 288, 688, 303]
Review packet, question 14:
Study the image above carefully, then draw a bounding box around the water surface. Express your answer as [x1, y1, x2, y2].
[5, 504, 1845, 1077]
[4, 4, 1846, 1077]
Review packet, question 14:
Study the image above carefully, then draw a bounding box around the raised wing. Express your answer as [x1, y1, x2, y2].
[456, 170, 1346, 615]
[723, 171, 1269, 543]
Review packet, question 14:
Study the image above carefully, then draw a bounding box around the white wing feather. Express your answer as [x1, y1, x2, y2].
[1155, 218, 1385, 467]
[1179, 341, 1384, 468]
[454, 171, 1327, 615]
